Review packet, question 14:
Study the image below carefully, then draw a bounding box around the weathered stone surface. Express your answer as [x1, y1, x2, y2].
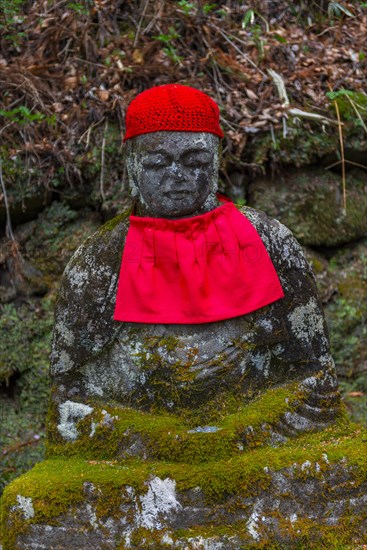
[2, 423, 367, 549]
[48, 205, 341, 434]
[44, 382, 339, 464]
[249, 168, 367, 247]
[48, 130, 340, 429]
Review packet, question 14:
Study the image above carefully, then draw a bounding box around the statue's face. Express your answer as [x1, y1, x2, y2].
[126, 131, 219, 218]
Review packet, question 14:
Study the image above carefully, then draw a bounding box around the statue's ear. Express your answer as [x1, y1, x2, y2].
[126, 153, 140, 198]
[125, 140, 139, 192]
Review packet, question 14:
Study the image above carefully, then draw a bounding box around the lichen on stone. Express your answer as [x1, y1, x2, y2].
[57, 401, 94, 441]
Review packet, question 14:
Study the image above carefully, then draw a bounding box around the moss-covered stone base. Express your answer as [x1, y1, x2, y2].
[1, 422, 366, 549]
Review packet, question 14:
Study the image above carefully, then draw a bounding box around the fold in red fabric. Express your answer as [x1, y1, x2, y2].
[114, 201, 284, 324]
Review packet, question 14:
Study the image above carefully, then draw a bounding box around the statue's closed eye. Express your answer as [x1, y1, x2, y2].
[182, 154, 211, 167]
[142, 154, 170, 168]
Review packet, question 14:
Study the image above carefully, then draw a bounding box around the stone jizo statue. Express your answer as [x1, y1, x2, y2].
[5, 85, 365, 550]
[50, 84, 339, 437]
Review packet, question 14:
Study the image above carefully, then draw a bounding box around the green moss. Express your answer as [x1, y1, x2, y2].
[167, 518, 365, 550]
[98, 209, 131, 235]
[27, 203, 100, 279]
[326, 241, 367, 382]
[1, 423, 366, 548]
[46, 383, 311, 463]
[247, 119, 367, 170]
[0, 204, 101, 497]
[251, 169, 367, 247]
[308, 257, 325, 275]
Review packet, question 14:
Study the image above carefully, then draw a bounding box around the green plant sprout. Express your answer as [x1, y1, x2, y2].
[0, 0, 25, 46]
[177, 0, 196, 16]
[203, 3, 217, 14]
[0, 0, 24, 25]
[242, 9, 269, 60]
[242, 8, 270, 33]
[66, 1, 91, 15]
[153, 26, 183, 65]
[0, 106, 56, 126]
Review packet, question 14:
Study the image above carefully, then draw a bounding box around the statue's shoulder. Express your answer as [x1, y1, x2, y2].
[58, 209, 131, 303]
[64, 209, 130, 276]
[239, 205, 311, 274]
[51, 210, 131, 376]
[239, 204, 293, 247]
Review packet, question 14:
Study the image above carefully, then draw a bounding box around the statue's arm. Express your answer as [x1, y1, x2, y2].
[50, 217, 128, 377]
[242, 206, 340, 432]
[243, 205, 332, 366]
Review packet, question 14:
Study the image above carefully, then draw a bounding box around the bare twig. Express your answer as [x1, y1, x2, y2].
[0, 161, 16, 242]
[74, 57, 110, 70]
[316, 24, 340, 37]
[330, 90, 347, 214]
[2, 436, 41, 457]
[0, 121, 16, 137]
[133, 0, 150, 48]
[288, 107, 339, 125]
[270, 124, 276, 145]
[209, 24, 267, 77]
[35, 0, 69, 16]
[345, 94, 367, 135]
[324, 159, 367, 171]
[100, 120, 108, 202]
[78, 117, 106, 148]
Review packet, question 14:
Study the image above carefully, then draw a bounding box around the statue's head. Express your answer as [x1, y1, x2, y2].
[124, 84, 223, 218]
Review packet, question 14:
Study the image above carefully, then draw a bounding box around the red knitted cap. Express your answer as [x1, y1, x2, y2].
[124, 84, 224, 141]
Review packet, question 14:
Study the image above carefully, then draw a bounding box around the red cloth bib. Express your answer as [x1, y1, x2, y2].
[114, 201, 284, 324]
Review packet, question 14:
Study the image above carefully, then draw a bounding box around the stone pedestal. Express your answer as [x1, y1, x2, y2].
[1, 398, 366, 548]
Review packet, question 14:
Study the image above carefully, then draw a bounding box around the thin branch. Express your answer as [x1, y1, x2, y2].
[133, 0, 150, 48]
[0, 161, 16, 242]
[330, 92, 347, 214]
[0, 121, 16, 137]
[2, 437, 41, 458]
[324, 159, 367, 171]
[78, 116, 106, 147]
[209, 24, 267, 78]
[316, 24, 340, 37]
[100, 120, 108, 202]
[345, 95, 367, 135]
[74, 57, 110, 70]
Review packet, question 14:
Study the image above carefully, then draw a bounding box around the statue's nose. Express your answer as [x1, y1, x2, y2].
[167, 162, 185, 181]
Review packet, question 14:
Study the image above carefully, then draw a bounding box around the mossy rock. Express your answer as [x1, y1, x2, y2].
[0, 202, 101, 496]
[325, 239, 367, 384]
[302, 241, 366, 422]
[303, 247, 334, 304]
[0, 189, 52, 229]
[249, 168, 367, 247]
[1, 422, 366, 549]
[305, 239, 367, 381]
[46, 381, 340, 463]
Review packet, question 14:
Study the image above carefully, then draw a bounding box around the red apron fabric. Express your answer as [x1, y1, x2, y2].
[114, 201, 284, 324]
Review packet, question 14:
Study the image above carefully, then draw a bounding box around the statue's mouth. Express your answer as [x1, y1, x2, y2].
[166, 191, 190, 199]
